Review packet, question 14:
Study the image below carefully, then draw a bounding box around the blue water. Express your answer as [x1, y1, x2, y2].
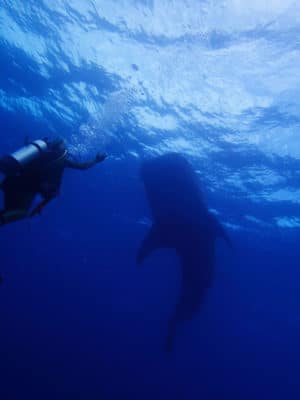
[1, 1, 300, 398]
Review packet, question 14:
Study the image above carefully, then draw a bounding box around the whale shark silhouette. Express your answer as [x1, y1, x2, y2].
[137, 153, 231, 352]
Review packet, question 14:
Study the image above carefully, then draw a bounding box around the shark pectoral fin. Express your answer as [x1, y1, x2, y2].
[212, 215, 233, 249]
[218, 223, 232, 249]
[137, 225, 161, 265]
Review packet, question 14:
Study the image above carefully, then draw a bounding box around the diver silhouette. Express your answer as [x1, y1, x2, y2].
[0, 137, 107, 226]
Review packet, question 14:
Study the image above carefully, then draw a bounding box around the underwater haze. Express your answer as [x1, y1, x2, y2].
[1, 0, 300, 398]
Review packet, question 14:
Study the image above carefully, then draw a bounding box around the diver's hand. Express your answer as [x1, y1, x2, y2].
[95, 153, 107, 163]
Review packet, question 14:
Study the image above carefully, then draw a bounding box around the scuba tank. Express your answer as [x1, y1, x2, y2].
[0, 139, 49, 175]
[11, 140, 48, 167]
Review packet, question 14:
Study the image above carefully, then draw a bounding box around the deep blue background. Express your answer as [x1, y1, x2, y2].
[1, 2, 300, 399]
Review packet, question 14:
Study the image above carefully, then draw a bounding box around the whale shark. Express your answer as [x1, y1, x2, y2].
[137, 153, 231, 352]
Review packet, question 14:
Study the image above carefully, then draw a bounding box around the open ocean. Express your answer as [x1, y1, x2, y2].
[1, 1, 300, 399]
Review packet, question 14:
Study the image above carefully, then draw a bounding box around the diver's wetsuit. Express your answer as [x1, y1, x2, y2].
[0, 146, 106, 225]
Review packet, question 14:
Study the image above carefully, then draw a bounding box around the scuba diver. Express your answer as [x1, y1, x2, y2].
[0, 137, 107, 226]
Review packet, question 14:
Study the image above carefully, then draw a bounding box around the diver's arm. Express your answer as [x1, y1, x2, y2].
[65, 153, 107, 170]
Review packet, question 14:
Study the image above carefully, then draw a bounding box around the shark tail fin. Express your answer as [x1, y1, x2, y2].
[137, 224, 162, 265]
[165, 318, 177, 354]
